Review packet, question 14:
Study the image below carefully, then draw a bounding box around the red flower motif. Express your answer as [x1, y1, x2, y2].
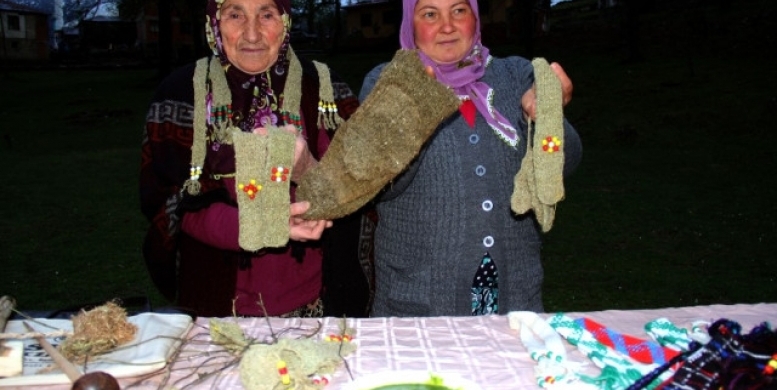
[271, 166, 290, 182]
[238, 180, 262, 200]
[542, 136, 561, 153]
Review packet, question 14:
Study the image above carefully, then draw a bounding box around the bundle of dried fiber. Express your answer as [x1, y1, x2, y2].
[58, 301, 138, 363]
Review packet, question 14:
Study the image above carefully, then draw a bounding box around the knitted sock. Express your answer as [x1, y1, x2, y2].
[233, 126, 296, 251]
[296, 49, 460, 220]
[508, 311, 600, 389]
[644, 318, 693, 352]
[511, 58, 566, 232]
[575, 318, 680, 365]
[549, 313, 666, 390]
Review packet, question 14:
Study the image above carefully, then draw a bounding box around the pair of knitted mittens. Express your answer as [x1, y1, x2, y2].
[296, 49, 461, 220]
[511, 58, 566, 232]
[233, 126, 296, 251]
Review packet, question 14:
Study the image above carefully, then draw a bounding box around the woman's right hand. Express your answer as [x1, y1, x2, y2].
[289, 201, 332, 242]
[521, 62, 573, 120]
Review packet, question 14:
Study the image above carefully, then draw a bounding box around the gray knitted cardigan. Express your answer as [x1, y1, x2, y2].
[359, 56, 583, 317]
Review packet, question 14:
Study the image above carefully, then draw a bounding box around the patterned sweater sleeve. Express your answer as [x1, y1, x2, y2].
[139, 62, 197, 300]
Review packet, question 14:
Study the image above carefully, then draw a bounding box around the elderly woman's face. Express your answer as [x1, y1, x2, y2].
[413, 0, 476, 64]
[219, 0, 286, 74]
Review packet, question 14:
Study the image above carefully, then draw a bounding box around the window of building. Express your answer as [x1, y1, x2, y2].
[3, 13, 25, 38]
[7, 14, 20, 31]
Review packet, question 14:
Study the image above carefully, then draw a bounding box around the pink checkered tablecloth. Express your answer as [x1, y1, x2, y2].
[3, 303, 776, 389]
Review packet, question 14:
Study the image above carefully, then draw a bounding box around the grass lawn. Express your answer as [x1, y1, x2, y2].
[0, 0, 774, 314]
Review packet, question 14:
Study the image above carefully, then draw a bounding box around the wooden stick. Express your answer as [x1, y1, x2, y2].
[0, 296, 21, 378]
[22, 321, 83, 383]
[0, 296, 14, 333]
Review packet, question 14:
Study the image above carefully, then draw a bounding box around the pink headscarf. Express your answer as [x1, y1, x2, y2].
[399, 0, 518, 146]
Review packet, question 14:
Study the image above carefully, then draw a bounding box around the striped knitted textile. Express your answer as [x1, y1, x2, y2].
[644, 318, 694, 352]
[575, 318, 681, 365]
[549, 314, 666, 390]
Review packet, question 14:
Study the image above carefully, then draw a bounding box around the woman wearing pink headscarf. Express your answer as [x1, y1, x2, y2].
[360, 0, 582, 316]
[141, 0, 372, 318]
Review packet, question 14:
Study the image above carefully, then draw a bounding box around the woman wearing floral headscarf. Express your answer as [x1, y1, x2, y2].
[359, 0, 582, 316]
[140, 0, 372, 317]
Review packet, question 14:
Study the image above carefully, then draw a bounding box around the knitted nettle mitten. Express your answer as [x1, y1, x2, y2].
[511, 58, 566, 232]
[233, 126, 296, 251]
[296, 49, 460, 220]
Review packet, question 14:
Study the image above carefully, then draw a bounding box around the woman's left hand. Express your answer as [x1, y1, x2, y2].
[289, 201, 332, 242]
[521, 62, 573, 121]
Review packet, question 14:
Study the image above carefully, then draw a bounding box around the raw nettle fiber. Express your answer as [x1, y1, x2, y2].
[233, 126, 296, 251]
[511, 58, 566, 232]
[296, 49, 460, 220]
[58, 301, 138, 363]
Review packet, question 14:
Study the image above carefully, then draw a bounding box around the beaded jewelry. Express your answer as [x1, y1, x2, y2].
[313, 60, 343, 131]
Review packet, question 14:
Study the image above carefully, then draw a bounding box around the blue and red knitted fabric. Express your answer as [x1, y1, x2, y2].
[574, 317, 680, 365]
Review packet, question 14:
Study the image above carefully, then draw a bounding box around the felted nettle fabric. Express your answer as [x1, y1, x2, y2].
[296, 49, 460, 220]
[511, 58, 566, 232]
[233, 126, 296, 251]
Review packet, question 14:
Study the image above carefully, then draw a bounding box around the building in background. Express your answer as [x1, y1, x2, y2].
[0, 0, 59, 61]
[132, 3, 199, 64]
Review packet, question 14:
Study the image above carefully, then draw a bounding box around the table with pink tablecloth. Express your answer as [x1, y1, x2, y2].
[3, 303, 776, 389]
